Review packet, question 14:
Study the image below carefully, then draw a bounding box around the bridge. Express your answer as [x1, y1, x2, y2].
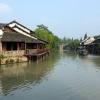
[59, 43, 69, 52]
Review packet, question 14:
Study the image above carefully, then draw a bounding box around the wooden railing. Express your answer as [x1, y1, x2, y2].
[37, 48, 49, 54]
[0, 49, 50, 57]
[26, 49, 37, 55]
[26, 48, 50, 55]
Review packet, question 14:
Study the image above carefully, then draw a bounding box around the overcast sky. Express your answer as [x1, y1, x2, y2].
[0, 0, 100, 38]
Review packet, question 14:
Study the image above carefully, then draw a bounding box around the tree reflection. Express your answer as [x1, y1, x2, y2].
[0, 53, 60, 95]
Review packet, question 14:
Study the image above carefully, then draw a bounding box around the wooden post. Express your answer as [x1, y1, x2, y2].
[25, 43, 27, 50]
[17, 43, 19, 50]
[92, 44, 95, 54]
[11, 43, 13, 51]
[2, 42, 6, 51]
[37, 43, 38, 54]
[25, 43, 27, 54]
[37, 43, 38, 49]
[0, 42, 2, 52]
[37, 56, 38, 64]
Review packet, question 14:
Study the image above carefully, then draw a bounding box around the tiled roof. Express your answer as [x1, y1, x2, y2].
[1, 32, 45, 44]
[81, 37, 95, 45]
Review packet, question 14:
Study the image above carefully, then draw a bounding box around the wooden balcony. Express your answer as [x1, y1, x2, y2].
[25, 48, 50, 56]
[0, 49, 50, 57]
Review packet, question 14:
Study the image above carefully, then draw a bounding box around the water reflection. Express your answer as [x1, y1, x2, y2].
[78, 54, 100, 69]
[1, 52, 100, 100]
[0, 53, 60, 95]
[63, 51, 100, 69]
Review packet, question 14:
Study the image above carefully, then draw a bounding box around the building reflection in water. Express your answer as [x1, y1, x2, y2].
[0, 53, 60, 95]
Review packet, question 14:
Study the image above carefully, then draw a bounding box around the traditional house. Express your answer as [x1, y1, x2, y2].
[0, 21, 49, 64]
[80, 36, 100, 54]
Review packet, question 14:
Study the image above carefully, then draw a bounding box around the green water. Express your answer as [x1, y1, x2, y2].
[0, 52, 100, 100]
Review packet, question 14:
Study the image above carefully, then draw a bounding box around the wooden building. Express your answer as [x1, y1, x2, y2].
[80, 37, 100, 54]
[0, 21, 49, 64]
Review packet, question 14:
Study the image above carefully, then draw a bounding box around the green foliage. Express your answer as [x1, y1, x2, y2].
[0, 54, 5, 64]
[80, 38, 83, 42]
[0, 54, 5, 59]
[9, 59, 14, 63]
[62, 37, 67, 43]
[5, 59, 9, 64]
[62, 38, 80, 50]
[34, 24, 61, 49]
[94, 35, 100, 39]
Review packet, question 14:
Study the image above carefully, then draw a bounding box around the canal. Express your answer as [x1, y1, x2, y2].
[0, 52, 100, 100]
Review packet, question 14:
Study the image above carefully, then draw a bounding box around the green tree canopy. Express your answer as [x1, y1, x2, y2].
[62, 37, 80, 50]
[84, 33, 88, 40]
[34, 24, 61, 49]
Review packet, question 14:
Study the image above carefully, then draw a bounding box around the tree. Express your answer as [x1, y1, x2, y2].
[34, 24, 61, 49]
[80, 38, 82, 42]
[61, 37, 80, 50]
[84, 33, 88, 40]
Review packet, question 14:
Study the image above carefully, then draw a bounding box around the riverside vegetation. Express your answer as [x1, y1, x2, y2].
[34, 24, 81, 51]
[35, 24, 61, 49]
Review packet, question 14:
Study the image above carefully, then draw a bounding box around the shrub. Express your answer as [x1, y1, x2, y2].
[9, 59, 14, 63]
[5, 59, 9, 64]
[0, 54, 5, 59]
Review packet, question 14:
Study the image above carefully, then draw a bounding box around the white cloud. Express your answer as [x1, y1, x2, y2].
[0, 3, 12, 13]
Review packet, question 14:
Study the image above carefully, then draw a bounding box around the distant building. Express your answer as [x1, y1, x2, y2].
[80, 36, 100, 54]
